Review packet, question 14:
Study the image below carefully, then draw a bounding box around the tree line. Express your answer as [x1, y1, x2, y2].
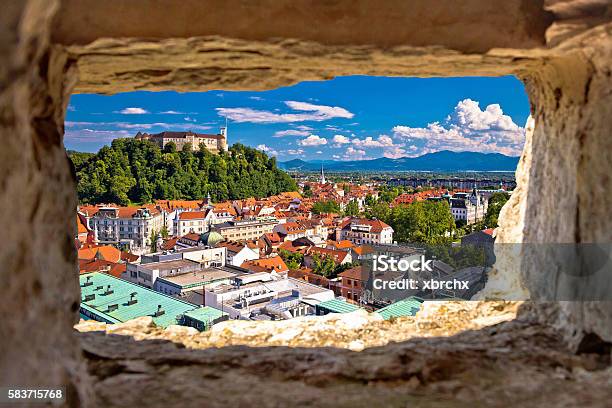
[70, 139, 298, 205]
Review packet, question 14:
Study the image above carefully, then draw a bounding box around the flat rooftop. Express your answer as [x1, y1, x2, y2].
[157, 267, 237, 289]
[79, 272, 198, 327]
[138, 259, 199, 271]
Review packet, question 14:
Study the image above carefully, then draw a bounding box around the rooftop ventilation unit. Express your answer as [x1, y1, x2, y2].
[103, 285, 114, 295]
[127, 292, 138, 306]
[94, 285, 103, 291]
[83, 276, 93, 287]
[107, 304, 118, 312]
[83, 294, 95, 302]
[153, 304, 165, 317]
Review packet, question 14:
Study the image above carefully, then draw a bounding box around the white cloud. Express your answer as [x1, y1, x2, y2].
[184, 117, 196, 122]
[392, 99, 525, 156]
[159, 110, 184, 115]
[332, 154, 341, 159]
[332, 134, 350, 146]
[273, 129, 311, 138]
[342, 147, 367, 160]
[118, 107, 149, 115]
[325, 125, 344, 132]
[383, 146, 407, 159]
[316, 151, 323, 154]
[249, 96, 264, 101]
[286, 149, 305, 155]
[256, 144, 278, 156]
[216, 101, 354, 123]
[294, 125, 313, 131]
[298, 135, 328, 146]
[351, 135, 396, 148]
[65, 121, 211, 132]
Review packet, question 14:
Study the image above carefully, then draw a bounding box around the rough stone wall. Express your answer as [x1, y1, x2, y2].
[0, 0, 610, 404]
[0, 0, 84, 404]
[520, 26, 612, 348]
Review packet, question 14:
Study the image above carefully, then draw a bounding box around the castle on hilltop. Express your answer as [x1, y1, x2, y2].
[135, 127, 228, 153]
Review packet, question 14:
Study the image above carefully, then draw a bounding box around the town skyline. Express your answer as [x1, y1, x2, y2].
[66, 75, 530, 160]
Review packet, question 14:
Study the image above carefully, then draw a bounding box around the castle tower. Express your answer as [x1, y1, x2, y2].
[219, 119, 229, 152]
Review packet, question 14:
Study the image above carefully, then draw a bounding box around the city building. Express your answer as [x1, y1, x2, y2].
[87, 206, 165, 251]
[155, 267, 238, 297]
[450, 189, 488, 224]
[177, 306, 229, 331]
[314, 298, 362, 315]
[241, 256, 289, 274]
[303, 247, 352, 269]
[175, 211, 209, 236]
[216, 241, 259, 266]
[79, 272, 206, 328]
[135, 127, 228, 153]
[202, 272, 334, 320]
[338, 266, 369, 303]
[375, 297, 424, 320]
[212, 219, 277, 241]
[338, 218, 394, 245]
[126, 258, 201, 289]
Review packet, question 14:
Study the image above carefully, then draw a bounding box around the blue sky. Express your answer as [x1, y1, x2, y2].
[65, 75, 530, 160]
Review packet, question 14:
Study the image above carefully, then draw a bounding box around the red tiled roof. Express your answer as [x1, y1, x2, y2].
[161, 237, 179, 251]
[109, 263, 127, 278]
[121, 251, 139, 263]
[78, 259, 115, 274]
[263, 232, 282, 244]
[340, 218, 391, 233]
[77, 245, 121, 263]
[178, 211, 207, 220]
[241, 256, 288, 273]
[76, 214, 89, 234]
[339, 266, 369, 281]
[181, 233, 201, 242]
[306, 247, 350, 264]
[482, 228, 495, 236]
[352, 245, 374, 256]
[217, 240, 247, 253]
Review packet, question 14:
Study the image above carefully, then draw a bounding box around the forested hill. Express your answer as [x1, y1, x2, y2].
[70, 139, 298, 205]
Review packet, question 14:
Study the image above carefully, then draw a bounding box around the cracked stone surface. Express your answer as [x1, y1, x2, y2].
[78, 315, 611, 408]
[0, 1, 611, 406]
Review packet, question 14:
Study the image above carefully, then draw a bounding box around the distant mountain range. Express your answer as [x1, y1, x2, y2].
[279, 151, 520, 172]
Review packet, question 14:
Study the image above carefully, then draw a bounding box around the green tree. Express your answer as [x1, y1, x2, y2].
[302, 184, 313, 198]
[311, 200, 341, 214]
[149, 229, 159, 253]
[344, 200, 359, 217]
[73, 139, 298, 204]
[364, 194, 376, 207]
[311, 254, 337, 278]
[278, 249, 304, 270]
[484, 192, 510, 228]
[387, 200, 455, 244]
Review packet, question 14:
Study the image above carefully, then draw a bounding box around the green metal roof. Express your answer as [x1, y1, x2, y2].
[316, 298, 361, 314]
[183, 306, 227, 323]
[79, 272, 199, 328]
[375, 297, 424, 320]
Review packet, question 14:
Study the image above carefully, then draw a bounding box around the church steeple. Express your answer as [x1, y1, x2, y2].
[320, 164, 326, 184]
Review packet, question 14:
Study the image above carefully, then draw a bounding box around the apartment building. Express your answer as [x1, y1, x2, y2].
[212, 219, 277, 241]
[88, 206, 165, 251]
[450, 190, 488, 224]
[338, 218, 394, 245]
